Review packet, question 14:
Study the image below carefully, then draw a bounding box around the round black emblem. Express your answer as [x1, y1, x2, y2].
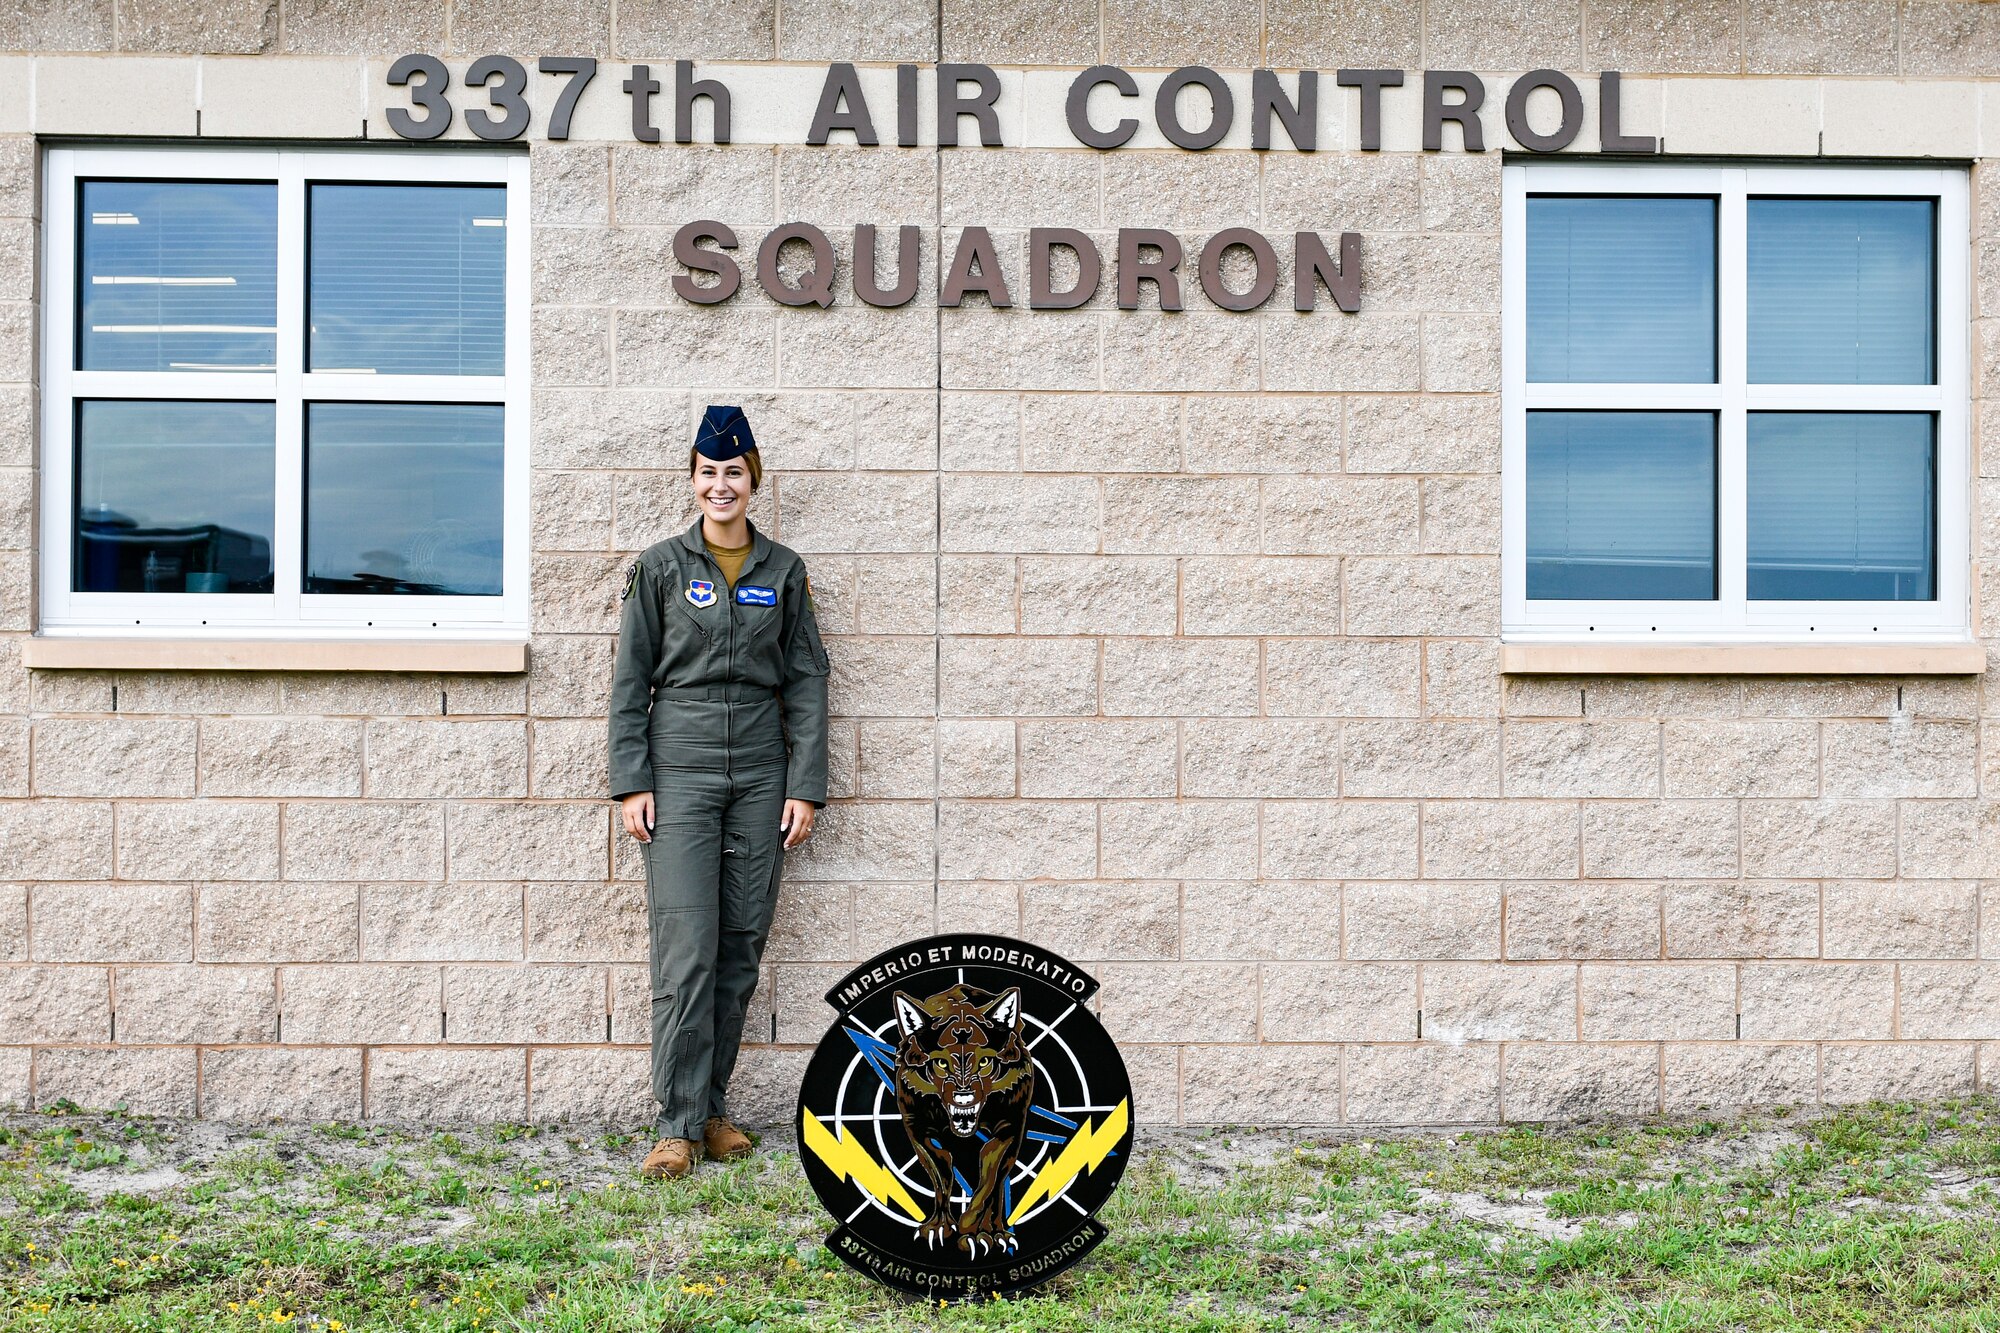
[795, 934, 1134, 1300]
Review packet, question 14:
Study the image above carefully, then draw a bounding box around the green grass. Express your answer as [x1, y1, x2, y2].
[6, 1101, 2000, 1329]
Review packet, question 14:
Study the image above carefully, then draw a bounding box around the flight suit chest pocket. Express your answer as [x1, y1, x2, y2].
[734, 583, 782, 647]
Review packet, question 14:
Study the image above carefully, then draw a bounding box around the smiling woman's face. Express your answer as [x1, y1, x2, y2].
[691, 456, 754, 525]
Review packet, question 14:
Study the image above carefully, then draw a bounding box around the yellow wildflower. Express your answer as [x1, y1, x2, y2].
[112, 1257, 130, 1268]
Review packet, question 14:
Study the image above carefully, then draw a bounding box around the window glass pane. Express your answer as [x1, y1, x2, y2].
[1748, 199, 1934, 384]
[306, 403, 503, 596]
[309, 184, 506, 375]
[79, 181, 277, 372]
[1527, 411, 1716, 600]
[1527, 196, 1717, 384]
[1747, 413, 1934, 600]
[75, 400, 275, 593]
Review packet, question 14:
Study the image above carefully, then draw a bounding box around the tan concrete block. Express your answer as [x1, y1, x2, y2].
[1421, 313, 1499, 392]
[1183, 721, 1341, 799]
[114, 964, 276, 1043]
[938, 151, 1098, 232]
[0, 965, 111, 1041]
[1907, 0, 2000, 78]
[1900, 963, 2000, 1039]
[447, 803, 605, 881]
[1426, 0, 1580, 65]
[938, 556, 1016, 635]
[1185, 396, 1344, 475]
[1583, 801, 1739, 879]
[1345, 721, 1500, 798]
[1117, 1043, 1179, 1125]
[1423, 963, 1573, 1041]
[532, 554, 627, 636]
[853, 884, 938, 957]
[1503, 1043, 1657, 1121]
[1345, 1044, 1498, 1124]
[1019, 721, 1176, 799]
[1182, 882, 1342, 961]
[1897, 800, 1993, 879]
[1823, 720, 1976, 799]
[1743, 0, 1895, 72]
[784, 801, 934, 881]
[37, 1048, 195, 1116]
[33, 719, 195, 797]
[121, 0, 276, 50]
[728, 1046, 812, 1127]
[940, 637, 1097, 716]
[773, 963, 845, 1042]
[1587, 678, 1741, 719]
[1658, 77, 1820, 154]
[1262, 155, 1421, 237]
[1823, 1043, 1975, 1104]
[1018, 557, 1178, 636]
[0, 720, 23, 799]
[0, 884, 22, 962]
[935, 883, 1021, 939]
[36, 58, 196, 135]
[360, 884, 523, 962]
[944, 476, 1102, 556]
[1098, 962, 1258, 1042]
[1506, 883, 1661, 960]
[766, 882, 852, 962]
[1103, 477, 1259, 555]
[936, 721, 1016, 798]
[1102, 315, 1260, 391]
[369, 1047, 525, 1120]
[444, 964, 603, 1043]
[1344, 557, 1498, 637]
[854, 719, 933, 800]
[938, 800, 1097, 880]
[1263, 639, 1423, 718]
[1661, 721, 1817, 798]
[196, 719, 362, 799]
[774, 474, 936, 554]
[0, 0, 111, 47]
[31, 884, 190, 962]
[1423, 801, 1577, 880]
[775, 0, 932, 59]
[119, 802, 277, 881]
[1503, 723, 1658, 799]
[614, 309, 775, 391]
[1263, 311, 1422, 392]
[531, 310, 611, 391]
[1102, 0, 1257, 63]
[529, 1046, 653, 1124]
[283, 669, 522, 717]
[1019, 396, 1173, 474]
[1823, 881, 1975, 959]
[527, 636, 615, 720]
[777, 145, 936, 227]
[1347, 395, 1499, 475]
[1105, 639, 1262, 717]
[940, 310, 1100, 392]
[940, 0, 1095, 61]
[202, 56, 361, 135]
[853, 556, 938, 635]
[1579, 963, 1734, 1041]
[528, 145, 609, 228]
[1742, 800, 1897, 879]
[1663, 1043, 1816, 1113]
[1183, 557, 1343, 636]
[1022, 882, 1178, 961]
[281, 0, 444, 51]
[528, 720, 608, 801]
[0, 468, 30, 552]
[617, 0, 772, 57]
[1262, 801, 1418, 879]
[1102, 801, 1257, 880]
[1260, 962, 1414, 1042]
[1823, 80, 1978, 157]
[1586, 0, 1741, 73]
[1740, 963, 1893, 1039]
[283, 802, 441, 882]
[281, 964, 440, 1043]
[827, 638, 936, 721]
[1420, 475, 1500, 555]
[1261, 477, 1419, 557]
[197, 882, 358, 963]
[201, 1047, 362, 1121]
[1346, 883, 1499, 961]
[1662, 881, 1820, 959]
[364, 721, 530, 800]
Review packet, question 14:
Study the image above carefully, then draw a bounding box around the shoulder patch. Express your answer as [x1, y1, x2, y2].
[621, 562, 639, 601]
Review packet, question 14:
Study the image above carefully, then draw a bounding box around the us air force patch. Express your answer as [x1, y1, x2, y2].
[685, 579, 717, 608]
[797, 934, 1133, 1300]
[620, 562, 638, 601]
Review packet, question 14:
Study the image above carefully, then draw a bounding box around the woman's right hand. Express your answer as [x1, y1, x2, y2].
[621, 792, 655, 843]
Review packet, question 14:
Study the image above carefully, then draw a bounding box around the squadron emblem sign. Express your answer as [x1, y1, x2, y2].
[796, 934, 1134, 1300]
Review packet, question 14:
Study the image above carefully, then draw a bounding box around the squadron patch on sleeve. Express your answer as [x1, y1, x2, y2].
[621, 562, 638, 600]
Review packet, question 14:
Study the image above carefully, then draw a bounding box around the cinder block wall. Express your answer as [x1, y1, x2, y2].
[6, 0, 2000, 1125]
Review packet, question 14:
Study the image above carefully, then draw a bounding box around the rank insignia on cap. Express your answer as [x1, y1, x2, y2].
[686, 579, 717, 608]
[694, 405, 756, 461]
[621, 562, 638, 601]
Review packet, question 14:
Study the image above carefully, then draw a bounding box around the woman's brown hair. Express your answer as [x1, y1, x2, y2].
[688, 446, 763, 490]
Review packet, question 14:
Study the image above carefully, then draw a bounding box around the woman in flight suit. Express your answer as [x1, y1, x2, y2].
[608, 405, 831, 1179]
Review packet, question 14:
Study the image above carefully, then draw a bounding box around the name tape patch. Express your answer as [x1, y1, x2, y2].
[736, 584, 777, 606]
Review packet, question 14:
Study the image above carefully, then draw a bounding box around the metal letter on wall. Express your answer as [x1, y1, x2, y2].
[625, 63, 663, 143]
[539, 57, 597, 141]
[1335, 69, 1402, 152]
[1599, 71, 1658, 154]
[940, 227, 1013, 307]
[1294, 231, 1360, 312]
[937, 64, 1003, 147]
[1504, 69, 1583, 152]
[1198, 228, 1279, 311]
[1251, 69, 1317, 152]
[757, 224, 838, 307]
[1117, 229, 1185, 311]
[854, 225, 922, 307]
[386, 54, 452, 140]
[465, 55, 531, 140]
[673, 221, 742, 304]
[807, 62, 879, 146]
[1029, 228, 1101, 310]
[1155, 67, 1233, 151]
[1066, 65, 1139, 149]
[676, 60, 733, 144]
[1422, 71, 1486, 152]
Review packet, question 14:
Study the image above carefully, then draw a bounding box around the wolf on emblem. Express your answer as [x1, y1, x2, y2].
[890, 983, 1036, 1256]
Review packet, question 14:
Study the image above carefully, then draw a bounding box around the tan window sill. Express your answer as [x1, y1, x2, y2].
[21, 638, 527, 673]
[1501, 641, 1985, 676]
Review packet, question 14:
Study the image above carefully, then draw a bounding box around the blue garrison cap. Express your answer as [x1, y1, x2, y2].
[694, 405, 756, 460]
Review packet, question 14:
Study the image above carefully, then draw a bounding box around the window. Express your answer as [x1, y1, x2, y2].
[41, 148, 528, 637]
[1502, 163, 1968, 643]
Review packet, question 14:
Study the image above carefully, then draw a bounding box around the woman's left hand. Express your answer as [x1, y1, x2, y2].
[780, 799, 816, 850]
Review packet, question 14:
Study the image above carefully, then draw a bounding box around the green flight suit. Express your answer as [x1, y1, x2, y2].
[608, 517, 831, 1140]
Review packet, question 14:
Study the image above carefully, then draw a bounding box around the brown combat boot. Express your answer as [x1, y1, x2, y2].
[640, 1137, 700, 1179]
[703, 1116, 754, 1162]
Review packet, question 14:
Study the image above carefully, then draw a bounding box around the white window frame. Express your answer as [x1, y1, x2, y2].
[1501, 161, 1970, 644]
[39, 145, 530, 639]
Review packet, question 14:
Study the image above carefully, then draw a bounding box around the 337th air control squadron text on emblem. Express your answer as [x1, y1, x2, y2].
[796, 934, 1134, 1300]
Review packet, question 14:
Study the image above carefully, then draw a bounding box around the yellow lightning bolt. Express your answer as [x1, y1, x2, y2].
[801, 1109, 926, 1222]
[1008, 1098, 1129, 1225]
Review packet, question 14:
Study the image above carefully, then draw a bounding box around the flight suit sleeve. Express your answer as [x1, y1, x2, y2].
[608, 557, 664, 801]
[779, 559, 832, 807]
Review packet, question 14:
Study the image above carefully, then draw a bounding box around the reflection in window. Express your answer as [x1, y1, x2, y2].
[1748, 413, 1934, 601]
[74, 400, 275, 593]
[79, 180, 278, 372]
[305, 403, 503, 595]
[1527, 196, 1717, 384]
[309, 184, 506, 376]
[1749, 199, 1934, 385]
[1527, 411, 1716, 600]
